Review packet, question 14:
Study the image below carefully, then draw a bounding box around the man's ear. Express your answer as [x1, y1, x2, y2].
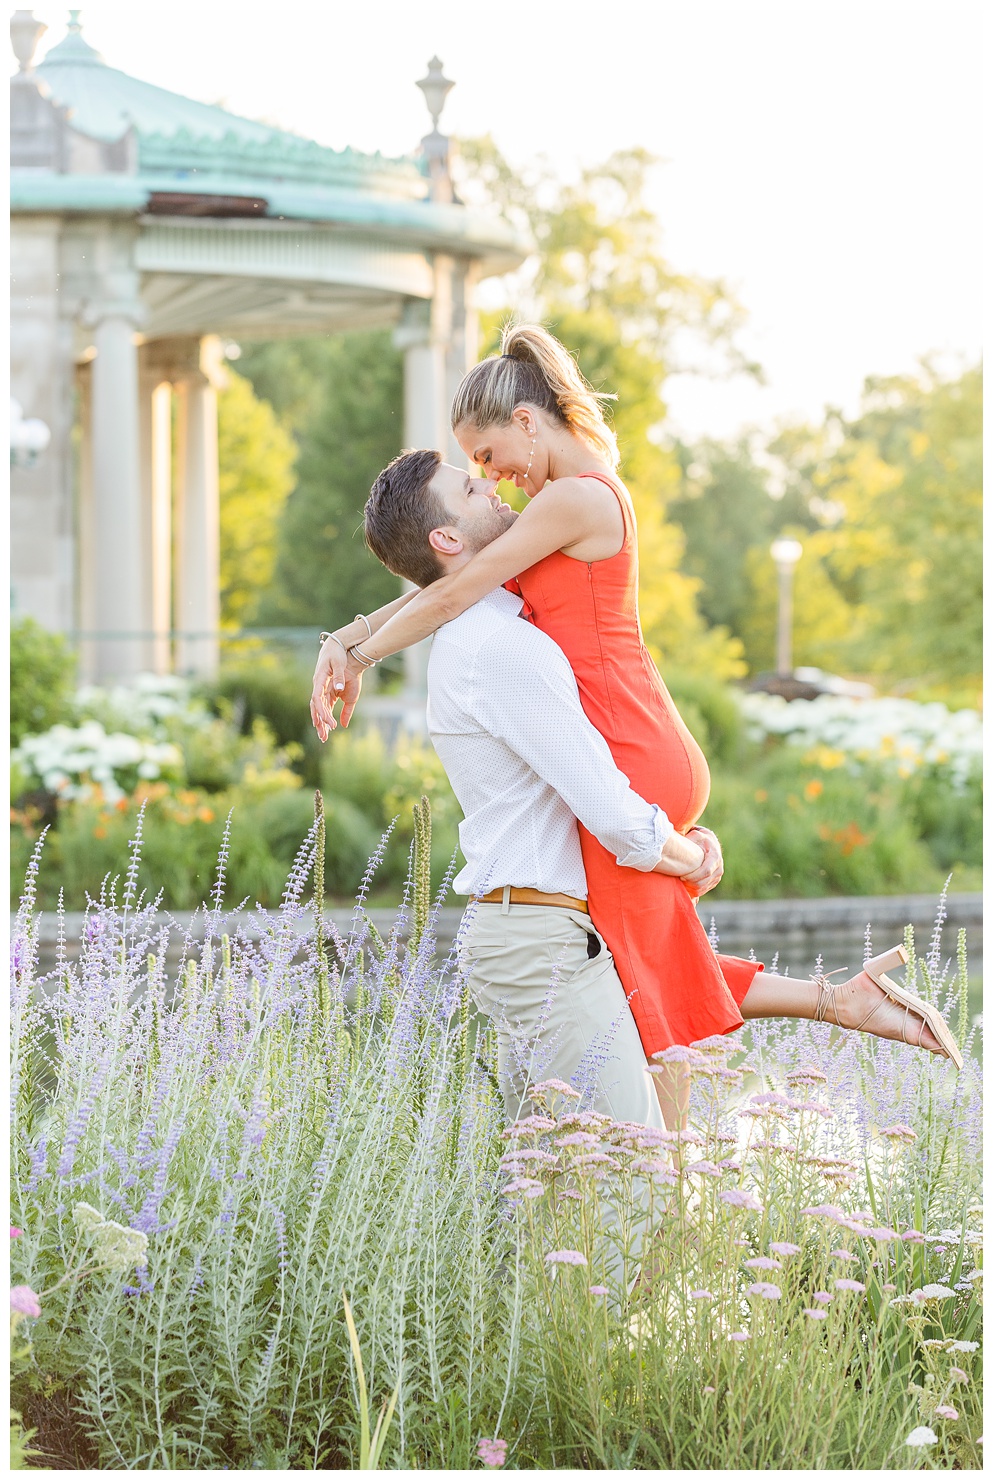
[427, 526, 463, 556]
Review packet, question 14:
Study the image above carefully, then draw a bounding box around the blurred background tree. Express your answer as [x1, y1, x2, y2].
[687, 362, 982, 698]
[217, 368, 297, 627]
[214, 145, 979, 707]
[234, 331, 404, 632]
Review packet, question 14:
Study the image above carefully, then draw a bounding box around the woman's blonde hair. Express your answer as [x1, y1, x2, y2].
[451, 322, 619, 469]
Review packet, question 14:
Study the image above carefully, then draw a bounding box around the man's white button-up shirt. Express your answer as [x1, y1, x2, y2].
[426, 587, 673, 897]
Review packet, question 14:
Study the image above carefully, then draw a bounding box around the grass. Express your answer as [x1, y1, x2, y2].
[9, 800, 984, 1469]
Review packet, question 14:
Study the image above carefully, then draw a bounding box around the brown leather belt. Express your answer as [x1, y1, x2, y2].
[474, 886, 589, 914]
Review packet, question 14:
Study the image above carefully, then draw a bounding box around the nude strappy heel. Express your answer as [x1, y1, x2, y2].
[814, 945, 963, 1070]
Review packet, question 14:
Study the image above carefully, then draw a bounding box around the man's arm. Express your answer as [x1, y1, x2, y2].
[472, 621, 704, 877]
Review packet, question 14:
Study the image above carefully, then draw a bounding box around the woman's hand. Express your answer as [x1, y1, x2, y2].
[311, 638, 365, 741]
[681, 826, 725, 898]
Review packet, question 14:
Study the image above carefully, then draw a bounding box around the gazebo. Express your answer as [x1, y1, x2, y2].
[10, 10, 527, 680]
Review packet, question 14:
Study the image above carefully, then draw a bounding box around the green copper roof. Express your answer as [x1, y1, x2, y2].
[16, 17, 531, 271]
[36, 17, 422, 196]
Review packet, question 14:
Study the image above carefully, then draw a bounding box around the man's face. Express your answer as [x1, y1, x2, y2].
[427, 461, 518, 559]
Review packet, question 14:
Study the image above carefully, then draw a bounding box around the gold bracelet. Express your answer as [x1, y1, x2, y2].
[354, 613, 374, 639]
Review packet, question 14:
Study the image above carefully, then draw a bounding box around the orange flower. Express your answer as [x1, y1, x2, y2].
[804, 779, 824, 801]
[94, 825, 107, 839]
[819, 822, 871, 855]
[197, 807, 215, 823]
[116, 797, 128, 812]
[754, 789, 768, 803]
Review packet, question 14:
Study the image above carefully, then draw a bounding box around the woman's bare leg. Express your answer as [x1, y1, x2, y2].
[651, 1061, 691, 1131]
[739, 969, 947, 1056]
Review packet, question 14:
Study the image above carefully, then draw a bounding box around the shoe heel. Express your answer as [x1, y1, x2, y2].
[865, 945, 907, 977]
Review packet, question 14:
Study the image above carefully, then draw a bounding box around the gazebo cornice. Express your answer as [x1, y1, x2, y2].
[10, 171, 529, 273]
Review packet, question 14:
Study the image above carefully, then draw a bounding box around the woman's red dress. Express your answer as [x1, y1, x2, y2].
[510, 472, 762, 1056]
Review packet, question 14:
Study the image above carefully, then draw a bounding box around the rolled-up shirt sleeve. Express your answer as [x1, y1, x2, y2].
[471, 620, 673, 872]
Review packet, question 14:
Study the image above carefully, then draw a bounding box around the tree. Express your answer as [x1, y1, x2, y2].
[10, 616, 76, 745]
[681, 361, 981, 690]
[237, 331, 405, 632]
[217, 369, 297, 627]
[461, 140, 751, 678]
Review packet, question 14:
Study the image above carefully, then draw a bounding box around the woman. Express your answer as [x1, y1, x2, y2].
[311, 324, 960, 1078]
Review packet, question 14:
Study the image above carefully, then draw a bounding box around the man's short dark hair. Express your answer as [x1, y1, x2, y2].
[364, 448, 450, 588]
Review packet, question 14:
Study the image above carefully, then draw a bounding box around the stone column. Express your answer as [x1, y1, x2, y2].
[10, 216, 76, 636]
[446, 257, 480, 463]
[89, 306, 145, 678]
[174, 336, 225, 678]
[393, 292, 451, 723]
[74, 359, 96, 682]
[138, 347, 173, 674]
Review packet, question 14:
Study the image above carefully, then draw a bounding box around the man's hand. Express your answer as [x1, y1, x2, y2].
[310, 638, 365, 741]
[681, 825, 724, 898]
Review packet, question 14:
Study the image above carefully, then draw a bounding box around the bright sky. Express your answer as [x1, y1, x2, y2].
[25, 1, 983, 442]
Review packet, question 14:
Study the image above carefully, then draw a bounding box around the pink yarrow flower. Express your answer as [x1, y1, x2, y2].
[544, 1249, 588, 1267]
[689, 1289, 714, 1300]
[720, 1188, 764, 1212]
[477, 1437, 508, 1468]
[533, 1078, 580, 1099]
[935, 1405, 959, 1420]
[804, 1308, 828, 1320]
[748, 1282, 782, 1300]
[589, 1285, 608, 1296]
[812, 1291, 833, 1304]
[10, 1227, 22, 1240]
[727, 1331, 750, 1342]
[834, 1278, 866, 1292]
[10, 1285, 41, 1318]
[769, 1242, 801, 1256]
[744, 1257, 782, 1270]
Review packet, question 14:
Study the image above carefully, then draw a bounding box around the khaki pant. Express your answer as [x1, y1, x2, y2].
[458, 901, 666, 1130]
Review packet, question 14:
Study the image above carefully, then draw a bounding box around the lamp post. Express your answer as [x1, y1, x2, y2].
[770, 537, 803, 677]
[416, 56, 455, 203]
[10, 397, 51, 468]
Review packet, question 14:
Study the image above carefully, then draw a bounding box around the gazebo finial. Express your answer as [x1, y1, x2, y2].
[416, 57, 455, 133]
[68, 9, 83, 30]
[9, 10, 47, 72]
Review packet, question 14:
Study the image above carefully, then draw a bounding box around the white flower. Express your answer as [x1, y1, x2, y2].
[904, 1427, 938, 1447]
[916, 1284, 958, 1300]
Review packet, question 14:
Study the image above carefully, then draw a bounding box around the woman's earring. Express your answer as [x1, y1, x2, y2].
[524, 430, 536, 489]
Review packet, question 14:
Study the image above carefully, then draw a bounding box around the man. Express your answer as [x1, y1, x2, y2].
[353, 449, 722, 1131]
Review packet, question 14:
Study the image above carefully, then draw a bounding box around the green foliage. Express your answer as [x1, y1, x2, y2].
[9, 616, 76, 745]
[668, 438, 815, 637]
[217, 369, 297, 627]
[678, 363, 982, 688]
[237, 331, 405, 632]
[700, 748, 946, 899]
[209, 654, 314, 752]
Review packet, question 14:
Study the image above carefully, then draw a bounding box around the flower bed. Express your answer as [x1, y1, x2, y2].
[739, 693, 982, 790]
[9, 808, 983, 1470]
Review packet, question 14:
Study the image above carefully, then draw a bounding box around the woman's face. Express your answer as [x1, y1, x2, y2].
[456, 408, 543, 497]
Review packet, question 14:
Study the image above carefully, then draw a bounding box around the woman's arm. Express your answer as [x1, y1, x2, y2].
[358, 481, 593, 659]
[312, 480, 598, 735]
